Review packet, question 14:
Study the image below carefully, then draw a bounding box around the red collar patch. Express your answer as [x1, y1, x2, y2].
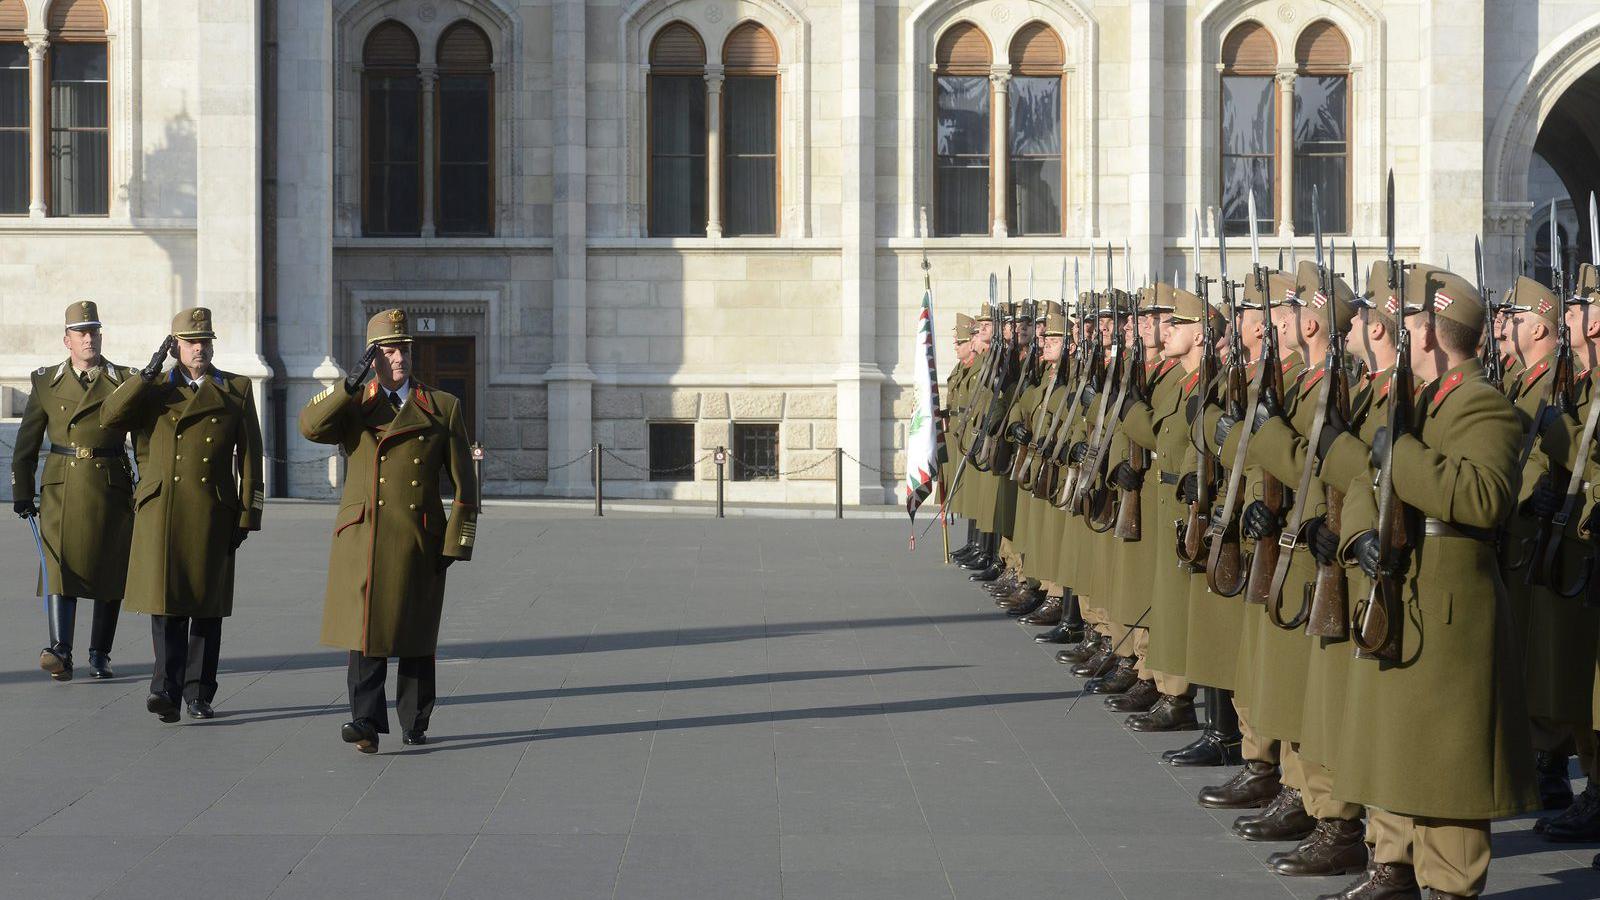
[1183, 370, 1201, 392]
[1524, 360, 1550, 386]
[1156, 358, 1179, 377]
[1431, 371, 1466, 407]
[1301, 367, 1326, 392]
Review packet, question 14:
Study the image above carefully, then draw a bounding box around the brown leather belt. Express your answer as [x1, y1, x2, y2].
[49, 445, 122, 459]
[1423, 518, 1494, 542]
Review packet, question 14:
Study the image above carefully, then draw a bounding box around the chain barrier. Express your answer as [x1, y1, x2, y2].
[600, 447, 714, 476]
[546, 448, 595, 473]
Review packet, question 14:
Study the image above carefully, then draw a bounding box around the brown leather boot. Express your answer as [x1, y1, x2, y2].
[1423, 891, 1469, 899]
[1197, 760, 1280, 809]
[1315, 862, 1420, 900]
[1004, 589, 1047, 618]
[1104, 678, 1158, 712]
[1271, 817, 1368, 876]
[1232, 786, 1316, 841]
[1085, 657, 1139, 694]
[1070, 638, 1116, 678]
[1125, 693, 1199, 732]
[1054, 631, 1101, 665]
[1018, 594, 1063, 626]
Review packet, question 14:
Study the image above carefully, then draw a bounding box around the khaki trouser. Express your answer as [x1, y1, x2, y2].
[1235, 700, 1280, 767]
[999, 538, 1023, 572]
[1289, 742, 1361, 820]
[1040, 581, 1064, 599]
[1531, 717, 1598, 778]
[1153, 671, 1194, 697]
[1370, 809, 1490, 897]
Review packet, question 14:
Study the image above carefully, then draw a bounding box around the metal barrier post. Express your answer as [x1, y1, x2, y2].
[470, 442, 484, 511]
[715, 445, 726, 518]
[835, 447, 843, 519]
[594, 443, 603, 517]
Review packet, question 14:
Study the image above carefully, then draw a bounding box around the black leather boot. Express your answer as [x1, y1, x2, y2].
[1164, 687, 1243, 767]
[1085, 657, 1139, 694]
[1104, 678, 1159, 712]
[1271, 817, 1368, 877]
[1535, 750, 1575, 810]
[87, 598, 120, 679]
[39, 595, 77, 681]
[1004, 589, 1047, 618]
[1197, 760, 1280, 809]
[1054, 628, 1100, 664]
[1125, 693, 1199, 732]
[1019, 594, 1063, 626]
[1315, 861, 1420, 899]
[1543, 783, 1600, 842]
[1232, 786, 1316, 841]
[1070, 638, 1117, 678]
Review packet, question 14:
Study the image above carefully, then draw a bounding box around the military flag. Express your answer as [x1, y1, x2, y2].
[904, 276, 945, 531]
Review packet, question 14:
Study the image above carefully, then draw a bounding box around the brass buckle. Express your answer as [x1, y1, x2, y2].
[74, 447, 93, 459]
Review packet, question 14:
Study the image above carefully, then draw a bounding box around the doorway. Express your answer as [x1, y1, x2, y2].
[410, 336, 476, 437]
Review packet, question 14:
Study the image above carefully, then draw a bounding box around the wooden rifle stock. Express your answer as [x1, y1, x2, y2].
[1353, 340, 1413, 662]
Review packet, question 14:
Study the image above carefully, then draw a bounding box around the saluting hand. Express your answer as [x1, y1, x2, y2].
[344, 344, 381, 394]
[141, 335, 176, 380]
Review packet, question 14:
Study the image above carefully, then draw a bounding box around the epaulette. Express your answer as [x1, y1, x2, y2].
[33, 366, 47, 377]
[1429, 370, 1467, 410]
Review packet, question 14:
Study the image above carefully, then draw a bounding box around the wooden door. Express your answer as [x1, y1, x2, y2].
[410, 336, 476, 438]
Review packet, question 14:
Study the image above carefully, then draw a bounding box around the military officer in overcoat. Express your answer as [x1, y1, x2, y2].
[11, 301, 137, 681]
[102, 307, 265, 723]
[299, 309, 478, 753]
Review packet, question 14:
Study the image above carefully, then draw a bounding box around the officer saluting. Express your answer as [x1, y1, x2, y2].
[299, 309, 478, 753]
[102, 307, 265, 723]
[11, 301, 137, 681]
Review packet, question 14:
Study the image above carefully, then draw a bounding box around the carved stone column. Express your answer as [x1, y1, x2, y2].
[705, 65, 724, 238]
[990, 66, 1010, 237]
[420, 66, 437, 237]
[26, 37, 46, 218]
[1275, 67, 1296, 237]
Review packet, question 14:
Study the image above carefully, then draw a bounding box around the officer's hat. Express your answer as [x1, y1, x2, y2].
[1573, 264, 1600, 305]
[65, 300, 100, 331]
[1238, 271, 1298, 311]
[367, 308, 414, 346]
[1043, 310, 1068, 337]
[1292, 261, 1358, 332]
[172, 307, 216, 340]
[1503, 276, 1561, 324]
[974, 302, 994, 323]
[1402, 266, 1486, 334]
[1142, 284, 1176, 315]
[954, 313, 975, 342]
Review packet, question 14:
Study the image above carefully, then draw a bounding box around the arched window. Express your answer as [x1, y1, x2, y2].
[721, 22, 778, 236]
[1220, 21, 1276, 235]
[362, 21, 421, 236]
[648, 23, 707, 237]
[1008, 22, 1063, 236]
[934, 22, 991, 236]
[47, 0, 108, 217]
[0, 0, 26, 214]
[436, 21, 493, 236]
[1292, 21, 1350, 234]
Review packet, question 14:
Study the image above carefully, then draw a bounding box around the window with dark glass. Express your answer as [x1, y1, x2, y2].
[648, 23, 707, 237]
[0, 42, 26, 215]
[1292, 22, 1350, 234]
[649, 422, 696, 482]
[1220, 22, 1277, 236]
[46, 0, 107, 217]
[722, 23, 779, 237]
[732, 423, 778, 481]
[934, 22, 991, 237]
[436, 22, 493, 236]
[362, 22, 421, 236]
[1007, 22, 1064, 236]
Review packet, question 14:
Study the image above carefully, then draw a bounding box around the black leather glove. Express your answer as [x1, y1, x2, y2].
[436, 555, 456, 575]
[231, 528, 249, 551]
[1316, 401, 1349, 459]
[13, 497, 37, 518]
[1078, 383, 1097, 407]
[1068, 441, 1089, 465]
[1185, 394, 1203, 425]
[1368, 426, 1391, 469]
[141, 335, 175, 380]
[1008, 422, 1032, 445]
[1242, 499, 1285, 540]
[1350, 530, 1382, 579]
[1251, 390, 1285, 432]
[1214, 413, 1240, 451]
[1523, 480, 1563, 520]
[1306, 515, 1340, 565]
[1109, 461, 1143, 491]
[1176, 473, 1199, 505]
[1118, 389, 1141, 421]
[344, 344, 381, 394]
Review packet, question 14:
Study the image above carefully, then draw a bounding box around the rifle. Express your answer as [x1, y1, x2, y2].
[971, 274, 1026, 471]
[1244, 191, 1291, 607]
[1178, 210, 1219, 569]
[1012, 265, 1068, 486]
[939, 276, 1005, 509]
[1023, 263, 1077, 493]
[1204, 206, 1253, 595]
[1072, 244, 1125, 531]
[1115, 243, 1152, 541]
[1277, 187, 1351, 634]
[1207, 192, 1278, 597]
[1353, 171, 1415, 661]
[1527, 200, 1581, 588]
[1050, 284, 1104, 508]
[1478, 238, 1505, 391]
[1532, 194, 1600, 599]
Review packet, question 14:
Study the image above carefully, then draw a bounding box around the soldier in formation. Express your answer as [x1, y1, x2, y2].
[936, 188, 1600, 897]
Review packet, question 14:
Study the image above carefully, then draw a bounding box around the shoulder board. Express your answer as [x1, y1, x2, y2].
[364, 380, 380, 405]
[33, 366, 47, 378]
[309, 385, 335, 406]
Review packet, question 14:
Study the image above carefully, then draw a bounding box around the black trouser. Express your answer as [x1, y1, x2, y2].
[347, 652, 435, 734]
[150, 615, 222, 702]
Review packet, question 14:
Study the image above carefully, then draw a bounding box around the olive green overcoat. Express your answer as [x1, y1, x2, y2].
[1109, 359, 1182, 627]
[1142, 365, 1205, 677]
[1332, 358, 1538, 820]
[101, 368, 264, 618]
[11, 361, 137, 600]
[299, 380, 478, 658]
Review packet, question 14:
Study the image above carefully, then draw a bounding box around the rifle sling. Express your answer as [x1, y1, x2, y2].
[1267, 369, 1331, 629]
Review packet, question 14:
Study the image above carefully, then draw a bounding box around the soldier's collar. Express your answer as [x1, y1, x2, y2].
[167, 367, 224, 388]
[1521, 352, 1555, 388]
[1426, 358, 1484, 414]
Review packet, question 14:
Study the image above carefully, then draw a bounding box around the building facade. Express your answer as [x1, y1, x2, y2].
[2, 0, 1598, 503]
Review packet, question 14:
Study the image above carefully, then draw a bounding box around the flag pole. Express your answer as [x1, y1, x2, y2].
[919, 207, 951, 562]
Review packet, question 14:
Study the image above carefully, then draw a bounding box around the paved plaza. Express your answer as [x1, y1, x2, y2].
[0, 503, 1592, 899]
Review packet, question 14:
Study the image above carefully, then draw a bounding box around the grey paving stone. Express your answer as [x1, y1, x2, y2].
[613, 832, 781, 900]
[267, 834, 473, 899]
[776, 760, 929, 833]
[0, 835, 162, 899]
[96, 834, 320, 900]
[441, 834, 627, 899]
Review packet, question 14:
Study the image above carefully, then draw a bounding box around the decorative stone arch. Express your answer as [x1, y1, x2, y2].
[1483, 13, 1600, 289]
[332, 0, 522, 237]
[21, 0, 138, 219]
[1190, 0, 1383, 237]
[620, 0, 810, 238]
[903, 0, 1097, 238]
